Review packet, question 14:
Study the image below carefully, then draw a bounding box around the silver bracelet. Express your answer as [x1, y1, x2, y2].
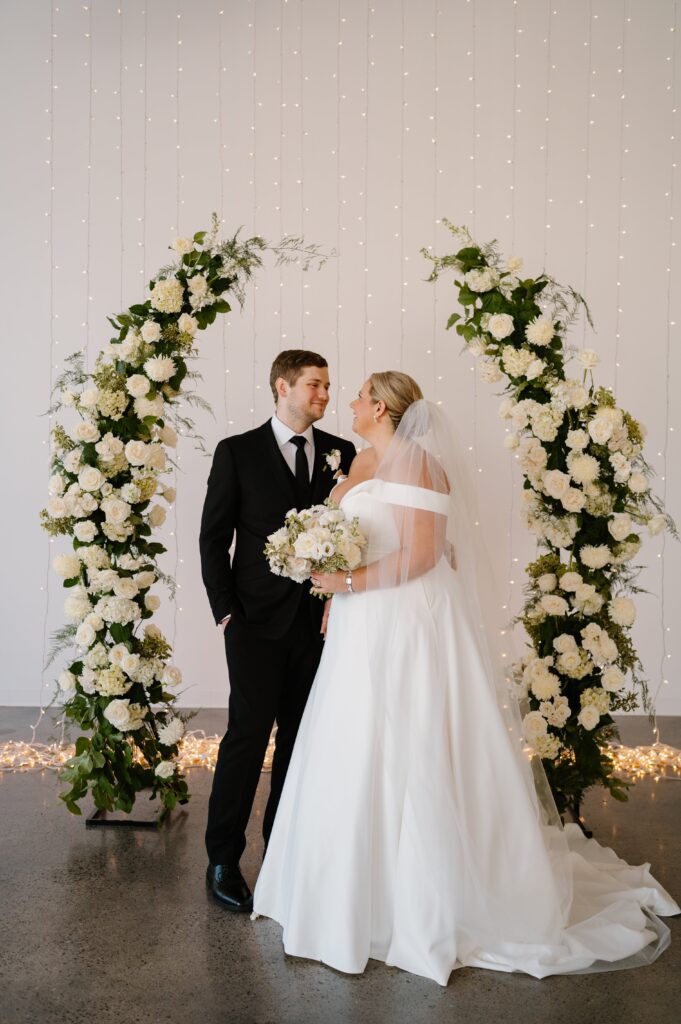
[345, 570, 354, 593]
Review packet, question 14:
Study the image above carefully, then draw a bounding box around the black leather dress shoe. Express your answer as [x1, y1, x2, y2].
[206, 863, 253, 912]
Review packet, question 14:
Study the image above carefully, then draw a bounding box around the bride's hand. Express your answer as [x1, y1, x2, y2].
[321, 597, 333, 637]
[310, 571, 345, 595]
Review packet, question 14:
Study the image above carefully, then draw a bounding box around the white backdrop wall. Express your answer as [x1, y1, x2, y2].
[1, 0, 679, 715]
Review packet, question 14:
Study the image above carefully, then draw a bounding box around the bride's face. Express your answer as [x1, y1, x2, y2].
[350, 380, 377, 438]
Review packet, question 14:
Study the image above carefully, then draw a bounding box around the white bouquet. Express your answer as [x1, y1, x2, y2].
[265, 501, 366, 593]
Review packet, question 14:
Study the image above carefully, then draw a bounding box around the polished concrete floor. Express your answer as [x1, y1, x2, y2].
[0, 709, 679, 1024]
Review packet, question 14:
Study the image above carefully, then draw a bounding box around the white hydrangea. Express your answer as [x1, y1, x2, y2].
[94, 595, 141, 625]
[53, 553, 81, 578]
[501, 346, 534, 378]
[96, 666, 131, 697]
[149, 277, 184, 313]
[479, 359, 503, 383]
[530, 407, 562, 443]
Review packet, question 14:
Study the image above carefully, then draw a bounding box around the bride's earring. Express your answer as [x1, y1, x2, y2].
[372, 414, 378, 422]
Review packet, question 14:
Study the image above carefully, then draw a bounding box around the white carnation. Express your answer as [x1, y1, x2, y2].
[569, 454, 599, 486]
[479, 359, 503, 383]
[157, 716, 185, 745]
[559, 571, 583, 593]
[144, 356, 176, 383]
[540, 594, 569, 617]
[609, 596, 636, 627]
[579, 544, 611, 570]
[525, 316, 554, 347]
[537, 574, 557, 593]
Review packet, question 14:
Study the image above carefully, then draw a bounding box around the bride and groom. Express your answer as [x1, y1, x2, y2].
[199, 349, 678, 985]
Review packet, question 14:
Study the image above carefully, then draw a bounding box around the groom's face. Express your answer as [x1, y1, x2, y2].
[280, 365, 330, 425]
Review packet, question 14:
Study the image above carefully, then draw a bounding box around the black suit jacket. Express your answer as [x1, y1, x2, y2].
[199, 420, 356, 639]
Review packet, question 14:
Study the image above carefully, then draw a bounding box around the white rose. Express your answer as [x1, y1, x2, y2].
[170, 237, 193, 254]
[553, 633, 578, 653]
[498, 398, 516, 420]
[543, 470, 570, 500]
[71, 422, 100, 444]
[569, 454, 599, 485]
[75, 621, 96, 647]
[648, 514, 666, 536]
[538, 574, 557, 593]
[78, 466, 104, 492]
[74, 520, 97, 543]
[525, 358, 545, 381]
[148, 504, 166, 528]
[523, 710, 548, 742]
[479, 359, 503, 383]
[63, 449, 82, 474]
[53, 553, 81, 578]
[159, 425, 178, 448]
[609, 596, 636, 627]
[108, 644, 129, 667]
[540, 594, 570, 617]
[525, 317, 554, 347]
[188, 274, 208, 296]
[579, 544, 611, 570]
[58, 670, 77, 695]
[608, 513, 632, 542]
[507, 256, 523, 273]
[601, 666, 625, 692]
[157, 716, 185, 745]
[503, 433, 520, 450]
[147, 445, 166, 471]
[145, 594, 161, 611]
[163, 486, 177, 505]
[135, 571, 156, 590]
[561, 488, 586, 514]
[161, 666, 183, 688]
[628, 472, 648, 495]
[155, 760, 175, 779]
[588, 416, 614, 445]
[577, 705, 601, 730]
[101, 496, 131, 525]
[559, 572, 582, 593]
[488, 313, 515, 340]
[178, 312, 198, 337]
[125, 440, 150, 466]
[140, 320, 161, 343]
[577, 349, 599, 370]
[465, 267, 497, 292]
[468, 338, 486, 357]
[79, 387, 99, 409]
[144, 356, 176, 383]
[103, 699, 132, 731]
[556, 650, 582, 674]
[135, 394, 165, 420]
[114, 578, 139, 599]
[145, 624, 163, 640]
[48, 474, 66, 496]
[126, 374, 151, 398]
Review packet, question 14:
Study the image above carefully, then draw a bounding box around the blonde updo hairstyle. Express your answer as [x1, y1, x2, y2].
[369, 371, 424, 432]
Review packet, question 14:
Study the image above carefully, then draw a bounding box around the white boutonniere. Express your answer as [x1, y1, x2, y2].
[324, 449, 341, 473]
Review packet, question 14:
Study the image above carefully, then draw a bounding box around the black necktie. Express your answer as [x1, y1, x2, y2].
[290, 435, 310, 503]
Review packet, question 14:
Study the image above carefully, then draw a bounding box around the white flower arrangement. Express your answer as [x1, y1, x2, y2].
[265, 501, 366, 593]
[424, 221, 676, 817]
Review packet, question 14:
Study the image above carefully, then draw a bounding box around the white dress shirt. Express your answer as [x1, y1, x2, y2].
[270, 414, 315, 478]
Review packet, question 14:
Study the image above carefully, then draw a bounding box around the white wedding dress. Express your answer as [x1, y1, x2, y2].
[253, 477, 679, 985]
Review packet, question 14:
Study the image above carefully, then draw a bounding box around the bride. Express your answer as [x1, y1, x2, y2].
[252, 371, 679, 985]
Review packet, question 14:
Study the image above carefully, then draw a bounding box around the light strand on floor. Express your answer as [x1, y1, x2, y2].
[1, 735, 678, 782]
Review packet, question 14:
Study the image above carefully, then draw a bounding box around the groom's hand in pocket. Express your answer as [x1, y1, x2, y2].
[219, 615, 231, 633]
[321, 598, 332, 638]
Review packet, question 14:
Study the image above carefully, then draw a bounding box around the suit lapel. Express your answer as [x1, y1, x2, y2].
[311, 428, 332, 503]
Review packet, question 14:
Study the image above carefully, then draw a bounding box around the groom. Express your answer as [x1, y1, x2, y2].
[199, 349, 356, 912]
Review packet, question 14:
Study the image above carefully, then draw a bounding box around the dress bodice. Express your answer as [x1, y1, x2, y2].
[340, 478, 450, 563]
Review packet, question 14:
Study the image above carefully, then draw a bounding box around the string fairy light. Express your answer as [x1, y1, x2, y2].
[612, 2, 630, 391]
[335, 0, 342, 430]
[650, 0, 679, 740]
[542, 4, 554, 266]
[431, 0, 439, 404]
[2, 734, 677, 784]
[34, 2, 59, 746]
[218, 6, 229, 429]
[361, 4, 371, 381]
[84, 2, 93, 371]
[580, 0, 594, 348]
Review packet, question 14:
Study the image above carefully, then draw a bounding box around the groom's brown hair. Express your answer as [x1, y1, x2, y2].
[270, 349, 328, 402]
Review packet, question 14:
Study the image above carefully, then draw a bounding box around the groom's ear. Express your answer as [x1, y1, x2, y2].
[275, 377, 289, 402]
